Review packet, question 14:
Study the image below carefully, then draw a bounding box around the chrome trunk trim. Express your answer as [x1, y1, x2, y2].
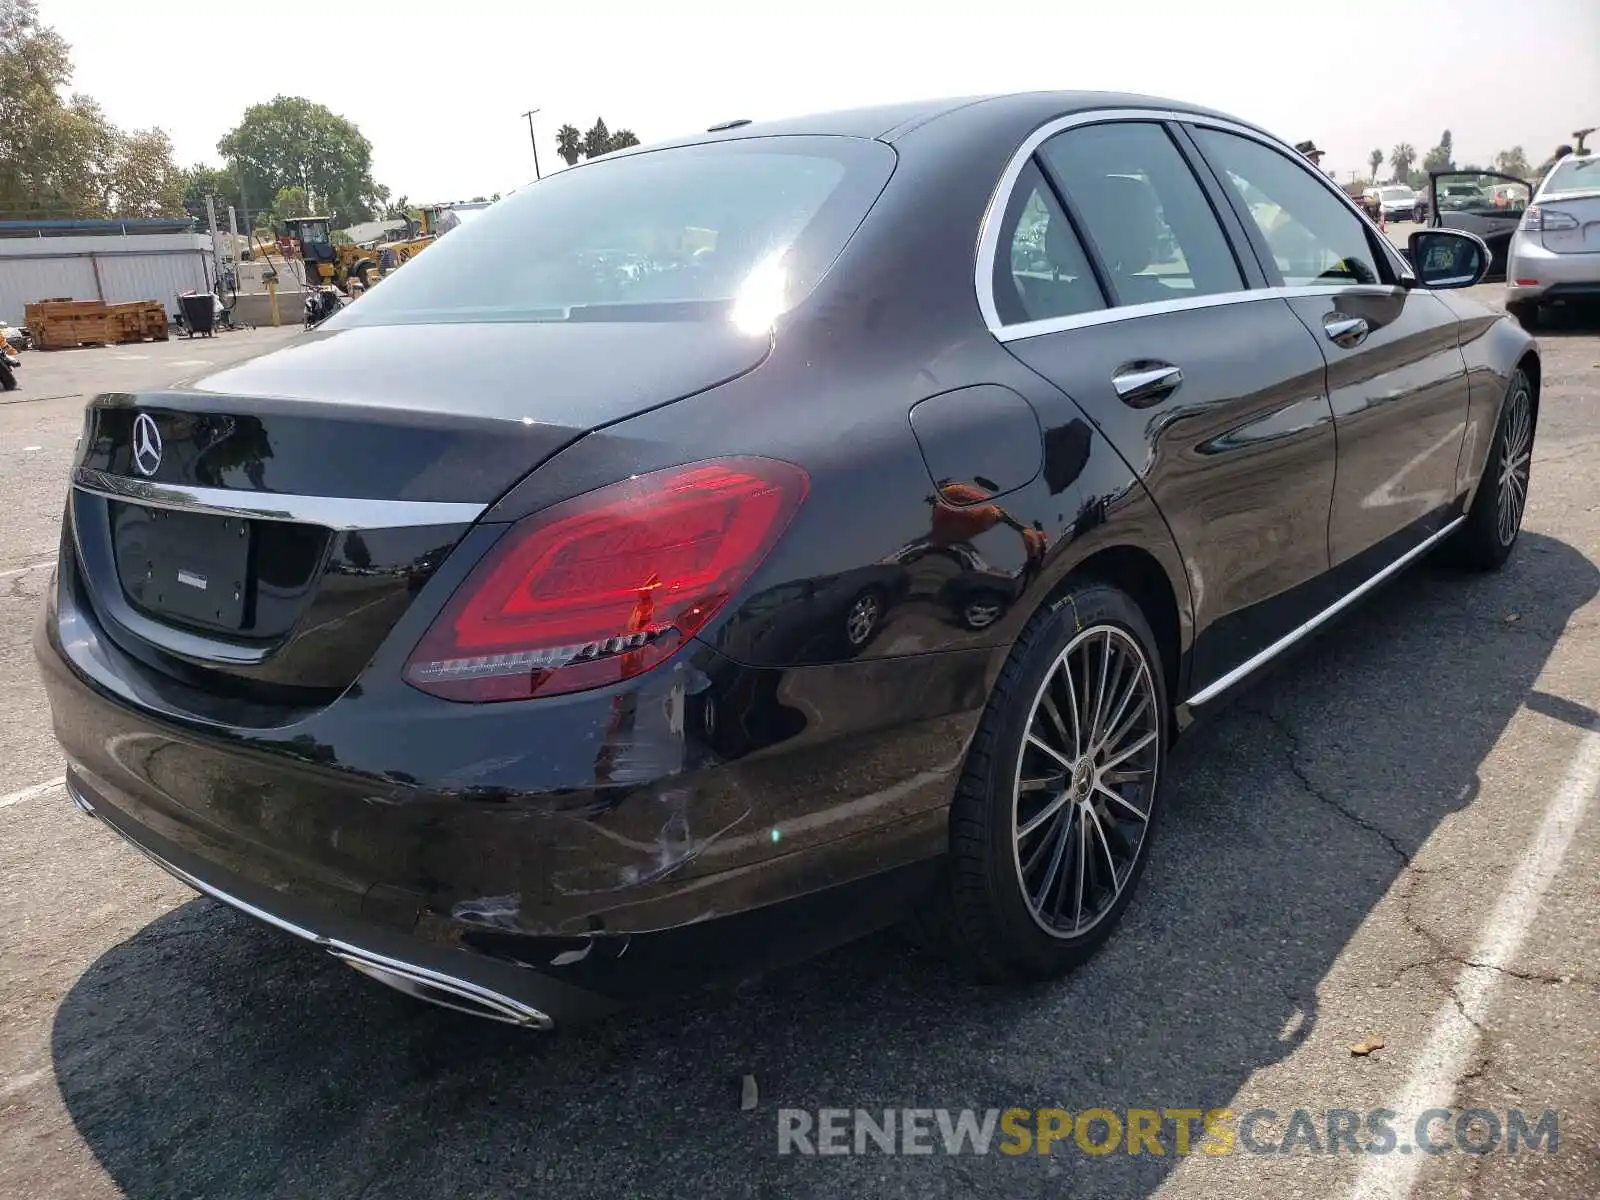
[72, 466, 486, 530]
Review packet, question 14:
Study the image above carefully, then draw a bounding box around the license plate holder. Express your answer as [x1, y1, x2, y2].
[111, 503, 251, 631]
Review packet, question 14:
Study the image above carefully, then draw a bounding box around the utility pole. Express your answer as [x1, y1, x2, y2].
[522, 108, 542, 180]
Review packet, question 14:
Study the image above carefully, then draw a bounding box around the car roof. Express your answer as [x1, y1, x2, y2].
[605, 91, 1276, 155]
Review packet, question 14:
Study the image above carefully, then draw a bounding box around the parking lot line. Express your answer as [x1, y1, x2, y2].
[1348, 717, 1600, 1200]
[0, 777, 64, 809]
[0, 560, 55, 579]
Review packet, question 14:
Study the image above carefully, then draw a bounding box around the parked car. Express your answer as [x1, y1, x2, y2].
[1428, 169, 1534, 281]
[38, 91, 1536, 1029]
[1373, 184, 1424, 222]
[1504, 151, 1600, 330]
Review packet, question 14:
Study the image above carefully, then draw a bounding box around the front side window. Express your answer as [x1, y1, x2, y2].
[1038, 121, 1243, 306]
[335, 135, 895, 327]
[1192, 127, 1384, 288]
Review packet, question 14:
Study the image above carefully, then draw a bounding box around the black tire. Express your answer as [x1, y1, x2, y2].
[922, 581, 1168, 981]
[1506, 300, 1541, 332]
[1447, 368, 1534, 571]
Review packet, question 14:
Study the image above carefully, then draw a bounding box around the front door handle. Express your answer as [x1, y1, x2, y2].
[1111, 362, 1183, 408]
[1324, 314, 1370, 348]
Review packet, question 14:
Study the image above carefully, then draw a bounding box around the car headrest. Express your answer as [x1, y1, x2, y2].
[1071, 174, 1161, 275]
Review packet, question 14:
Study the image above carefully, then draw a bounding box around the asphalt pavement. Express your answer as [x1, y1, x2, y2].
[1, 295, 1597, 1200]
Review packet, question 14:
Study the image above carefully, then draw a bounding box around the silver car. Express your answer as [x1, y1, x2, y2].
[1374, 184, 1423, 222]
[1505, 152, 1600, 329]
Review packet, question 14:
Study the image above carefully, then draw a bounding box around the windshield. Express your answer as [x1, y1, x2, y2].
[1379, 187, 1412, 199]
[1542, 157, 1600, 195]
[335, 135, 895, 328]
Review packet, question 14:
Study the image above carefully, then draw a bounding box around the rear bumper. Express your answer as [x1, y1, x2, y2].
[1506, 238, 1600, 301]
[36, 548, 979, 1024]
[64, 771, 562, 1027]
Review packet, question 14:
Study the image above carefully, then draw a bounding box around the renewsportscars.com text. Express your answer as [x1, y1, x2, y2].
[776, 1107, 1560, 1157]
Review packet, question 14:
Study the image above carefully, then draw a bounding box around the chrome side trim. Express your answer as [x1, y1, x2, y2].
[1184, 516, 1467, 708]
[992, 283, 1407, 343]
[72, 466, 486, 530]
[67, 777, 553, 1029]
[975, 106, 1415, 339]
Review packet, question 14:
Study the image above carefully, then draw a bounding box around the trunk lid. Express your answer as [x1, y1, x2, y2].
[69, 321, 769, 707]
[1537, 191, 1600, 254]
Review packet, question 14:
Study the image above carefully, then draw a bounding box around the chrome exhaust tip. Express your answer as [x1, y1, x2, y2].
[328, 944, 555, 1030]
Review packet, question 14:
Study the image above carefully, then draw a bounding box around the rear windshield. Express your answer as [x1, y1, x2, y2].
[1541, 157, 1600, 195]
[332, 135, 895, 328]
[1379, 187, 1413, 199]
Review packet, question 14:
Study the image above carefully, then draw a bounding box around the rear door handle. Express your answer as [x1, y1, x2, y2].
[1324, 314, 1369, 348]
[1111, 362, 1183, 407]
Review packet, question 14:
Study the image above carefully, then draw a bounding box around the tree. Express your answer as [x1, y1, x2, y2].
[1368, 148, 1384, 181]
[271, 185, 310, 220]
[181, 163, 242, 220]
[106, 127, 184, 217]
[1494, 146, 1532, 179]
[0, 1, 125, 218]
[581, 118, 612, 160]
[1390, 143, 1417, 184]
[554, 124, 583, 166]
[218, 95, 386, 228]
[1422, 130, 1455, 175]
[555, 119, 641, 166]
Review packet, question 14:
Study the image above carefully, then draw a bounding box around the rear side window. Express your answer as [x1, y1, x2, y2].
[1038, 121, 1243, 306]
[993, 160, 1105, 325]
[337, 135, 895, 327]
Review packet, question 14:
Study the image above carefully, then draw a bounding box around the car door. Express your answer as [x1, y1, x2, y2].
[988, 118, 1336, 692]
[1428, 170, 1531, 278]
[1188, 124, 1473, 571]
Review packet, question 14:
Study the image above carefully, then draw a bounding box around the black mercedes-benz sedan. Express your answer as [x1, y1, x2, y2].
[37, 92, 1538, 1029]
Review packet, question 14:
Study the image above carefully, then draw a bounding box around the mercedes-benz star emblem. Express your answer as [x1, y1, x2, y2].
[131, 412, 162, 477]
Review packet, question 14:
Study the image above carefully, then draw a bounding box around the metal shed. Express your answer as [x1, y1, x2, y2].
[0, 223, 214, 325]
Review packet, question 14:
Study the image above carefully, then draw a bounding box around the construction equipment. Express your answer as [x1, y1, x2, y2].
[279, 207, 452, 293]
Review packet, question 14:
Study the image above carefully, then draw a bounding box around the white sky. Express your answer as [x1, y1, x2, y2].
[44, 0, 1600, 203]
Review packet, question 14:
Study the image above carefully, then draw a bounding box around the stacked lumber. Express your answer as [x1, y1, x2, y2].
[106, 301, 169, 343]
[24, 299, 170, 350]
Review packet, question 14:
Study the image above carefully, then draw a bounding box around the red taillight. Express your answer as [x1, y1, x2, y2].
[404, 457, 808, 702]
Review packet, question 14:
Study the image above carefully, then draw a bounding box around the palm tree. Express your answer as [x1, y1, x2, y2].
[1390, 143, 1417, 185]
[554, 124, 583, 167]
[1368, 148, 1384, 182]
[610, 129, 641, 152]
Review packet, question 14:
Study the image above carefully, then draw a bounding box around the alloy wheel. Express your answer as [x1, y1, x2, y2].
[1011, 624, 1160, 939]
[1496, 383, 1532, 547]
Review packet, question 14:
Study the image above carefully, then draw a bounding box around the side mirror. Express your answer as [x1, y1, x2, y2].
[1406, 228, 1490, 289]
